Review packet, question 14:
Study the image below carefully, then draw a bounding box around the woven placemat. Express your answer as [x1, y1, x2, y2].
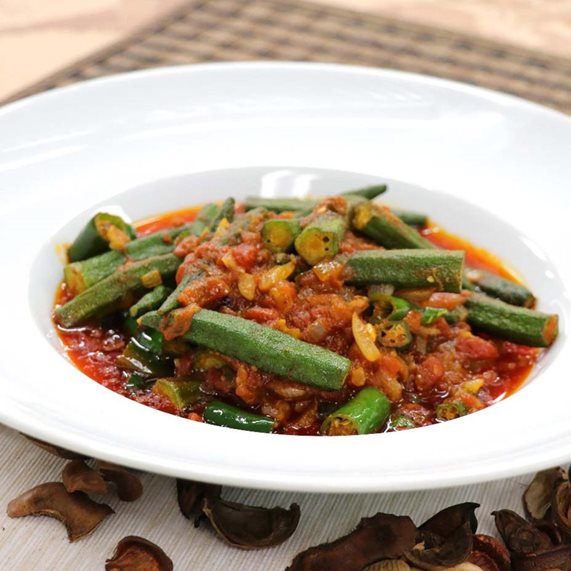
[4, 0, 571, 114]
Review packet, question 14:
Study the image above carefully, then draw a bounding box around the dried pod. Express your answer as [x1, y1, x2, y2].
[96, 461, 143, 502]
[419, 502, 479, 536]
[511, 544, 571, 571]
[176, 479, 221, 520]
[466, 551, 501, 571]
[286, 513, 417, 571]
[523, 468, 567, 521]
[469, 534, 511, 571]
[364, 560, 411, 571]
[405, 521, 473, 570]
[6, 482, 113, 541]
[534, 520, 562, 546]
[24, 435, 85, 460]
[62, 459, 107, 495]
[105, 536, 173, 571]
[493, 510, 553, 555]
[203, 496, 300, 549]
[551, 480, 571, 540]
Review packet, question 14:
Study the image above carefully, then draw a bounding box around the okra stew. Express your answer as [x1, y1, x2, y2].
[54, 185, 558, 436]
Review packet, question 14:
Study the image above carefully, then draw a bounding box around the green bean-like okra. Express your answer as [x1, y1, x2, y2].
[187, 202, 221, 236]
[67, 212, 136, 262]
[56, 253, 182, 327]
[391, 209, 428, 227]
[340, 184, 387, 200]
[129, 285, 173, 318]
[64, 202, 223, 295]
[465, 267, 535, 308]
[352, 202, 433, 250]
[178, 309, 351, 391]
[64, 224, 190, 294]
[294, 211, 347, 266]
[347, 249, 465, 293]
[153, 378, 202, 410]
[209, 197, 235, 231]
[244, 183, 387, 214]
[465, 293, 558, 347]
[351, 201, 536, 307]
[262, 219, 302, 252]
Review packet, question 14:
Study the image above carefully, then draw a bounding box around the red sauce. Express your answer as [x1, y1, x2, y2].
[55, 204, 540, 433]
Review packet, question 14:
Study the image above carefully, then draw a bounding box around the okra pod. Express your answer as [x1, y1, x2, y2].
[184, 310, 351, 390]
[341, 184, 387, 200]
[203, 400, 275, 433]
[392, 209, 428, 227]
[137, 271, 202, 328]
[67, 212, 136, 262]
[64, 224, 191, 294]
[465, 268, 535, 308]
[245, 184, 386, 214]
[352, 203, 535, 307]
[465, 293, 558, 347]
[352, 202, 433, 250]
[294, 212, 347, 265]
[209, 197, 235, 231]
[347, 249, 465, 293]
[152, 378, 201, 410]
[245, 196, 315, 213]
[116, 336, 174, 378]
[187, 203, 220, 236]
[321, 387, 390, 436]
[262, 219, 302, 252]
[56, 254, 181, 327]
[129, 285, 173, 318]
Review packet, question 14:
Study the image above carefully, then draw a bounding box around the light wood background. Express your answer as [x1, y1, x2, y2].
[1, 0, 570, 101]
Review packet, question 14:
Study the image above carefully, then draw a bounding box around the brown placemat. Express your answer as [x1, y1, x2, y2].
[3, 0, 571, 114]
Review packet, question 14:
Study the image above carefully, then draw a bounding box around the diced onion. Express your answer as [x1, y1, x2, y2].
[238, 273, 256, 301]
[352, 312, 381, 362]
[140, 269, 162, 289]
[258, 260, 295, 292]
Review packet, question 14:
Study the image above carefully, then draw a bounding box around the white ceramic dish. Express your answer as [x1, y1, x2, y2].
[0, 62, 570, 493]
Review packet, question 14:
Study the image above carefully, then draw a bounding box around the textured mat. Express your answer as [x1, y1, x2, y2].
[4, 0, 571, 113]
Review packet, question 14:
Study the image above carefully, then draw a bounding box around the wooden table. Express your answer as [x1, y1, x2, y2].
[1, 0, 570, 101]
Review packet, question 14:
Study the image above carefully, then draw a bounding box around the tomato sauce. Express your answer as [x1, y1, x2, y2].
[55, 204, 540, 433]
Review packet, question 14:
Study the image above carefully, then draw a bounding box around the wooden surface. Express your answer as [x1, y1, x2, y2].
[1, 0, 570, 102]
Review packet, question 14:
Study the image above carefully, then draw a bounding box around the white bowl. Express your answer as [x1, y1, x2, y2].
[0, 62, 570, 492]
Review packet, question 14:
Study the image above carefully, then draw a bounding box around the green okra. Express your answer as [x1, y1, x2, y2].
[129, 285, 173, 318]
[187, 203, 220, 236]
[153, 378, 202, 410]
[64, 223, 191, 294]
[465, 267, 535, 308]
[56, 254, 181, 327]
[67, 212, 136, 263]
[341, 184, 387, 200]
[244, 196, 315, 213]
[352, 202, 433, 250]
[183, 309, 351, 390]
[294, 212, 347, 266]
[347, 249, 465, 293]
[465, 293, 558, 347]
[392, 209, 428, 227]
[209, 197, 235, 231]
[262, 219, 302, 252]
